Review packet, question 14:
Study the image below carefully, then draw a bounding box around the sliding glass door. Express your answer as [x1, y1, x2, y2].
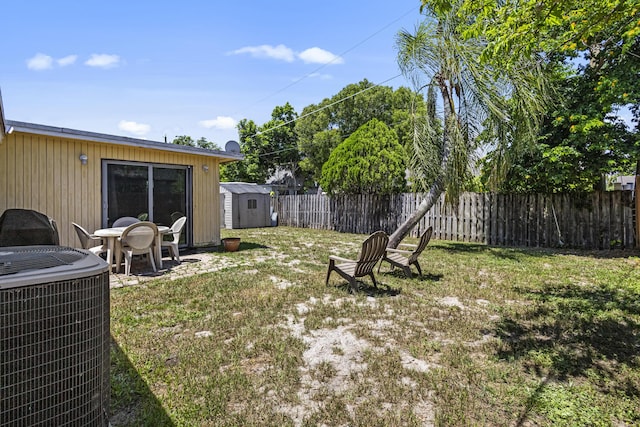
[105, 163, 149, 225]
[102, 161, 191, 245]
[152, 167, 189, 244]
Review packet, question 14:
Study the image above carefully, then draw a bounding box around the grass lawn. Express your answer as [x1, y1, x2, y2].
[109, 226, 640, 426]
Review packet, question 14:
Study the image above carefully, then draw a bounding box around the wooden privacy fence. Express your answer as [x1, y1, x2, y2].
[275, 191, 636, 249]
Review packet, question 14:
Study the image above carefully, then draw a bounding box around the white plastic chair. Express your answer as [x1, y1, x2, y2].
[118, 222, 158, 275]
[161, 216, 187, 263]
[72, 222, 107, 257]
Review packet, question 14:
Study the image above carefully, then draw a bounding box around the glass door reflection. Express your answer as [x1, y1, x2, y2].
[106, 164, 149, 227]
[103, 161, 191, 246]
[153, 167, 187, 245]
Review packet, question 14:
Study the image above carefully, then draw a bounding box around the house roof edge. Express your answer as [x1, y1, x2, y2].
[0, 89, 6, 143]
[5, 119, 243, 162]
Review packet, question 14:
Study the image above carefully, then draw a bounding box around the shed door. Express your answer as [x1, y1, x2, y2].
[238, 194, 264, 228]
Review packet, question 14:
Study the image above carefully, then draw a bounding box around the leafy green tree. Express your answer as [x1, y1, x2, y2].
[481, 31, 639, 193]
[482, 64, 638, 192]
[221, 103, 301, 184]
[220, 119, 262, 182]
[172, 135, 221, 150]
[459, 0, 640, 140]
[424, 0, 640, 63]
[332, 81, 395, 136]
[196, 137, 222, 151]
[389, 0, 638, 245]
[392, 86, 424, 151]
[388, 3, 550, 247]
[172, 135, 196, 146]
[298, 127, 341, 186]
[296, 102, 336, 186]
[260, 103, 300, 172]
[296, 80, 423, 184]
[320, 119, 406, 195]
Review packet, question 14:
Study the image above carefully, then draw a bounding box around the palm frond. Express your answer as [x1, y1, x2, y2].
[397, 3, 552, 196]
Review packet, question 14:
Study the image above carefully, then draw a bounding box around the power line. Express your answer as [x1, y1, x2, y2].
[230, 5, 421, 151]
[254, 73, 403, 138]
[243, 5, 419, 111]
[255, 114, 410, 158]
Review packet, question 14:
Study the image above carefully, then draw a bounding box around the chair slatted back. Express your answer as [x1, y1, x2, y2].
[354, 231, 389, 277]
[408, 227, 433, 264]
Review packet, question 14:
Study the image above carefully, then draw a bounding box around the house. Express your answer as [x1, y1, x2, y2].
[220, 182, 273, 229]
[0, 90, 243, 248]
[637, 170, 640, 248]
[266, 166, 304, 195]
[613, 175, 635, 191]
[612, 174, 639, 248]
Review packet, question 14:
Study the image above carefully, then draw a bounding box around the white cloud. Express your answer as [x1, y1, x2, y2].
[230, 44, 343, 66]
[298, 47, 343, 65]
[27, 53, 79, 70]
[57, 55, 78, 66]
[199, 116, 237, 130]
[85, 54, 121, 68]
[118, 120, 150, 136]
[230, 44, 295, 62]
[27, 53, 54, 70]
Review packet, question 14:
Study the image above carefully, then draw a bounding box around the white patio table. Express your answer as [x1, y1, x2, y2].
[94, 225, 170, 273]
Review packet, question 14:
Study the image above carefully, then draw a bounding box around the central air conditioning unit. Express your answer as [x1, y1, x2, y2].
[0, 246, 111, 426]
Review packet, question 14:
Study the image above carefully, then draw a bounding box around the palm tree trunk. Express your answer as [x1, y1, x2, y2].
[388, 74, 453, 249]
[388, 177, 444, 248]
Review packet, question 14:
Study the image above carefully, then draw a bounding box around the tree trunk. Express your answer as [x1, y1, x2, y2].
[388, 177, 444, 248]
[388, 73, 453, 248]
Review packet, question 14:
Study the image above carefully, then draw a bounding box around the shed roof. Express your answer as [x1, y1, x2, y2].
[220, 182, 271, 194]
[4, 119, 244, 163]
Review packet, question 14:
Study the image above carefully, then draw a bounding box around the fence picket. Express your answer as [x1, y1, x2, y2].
[275, 191, 635, 249]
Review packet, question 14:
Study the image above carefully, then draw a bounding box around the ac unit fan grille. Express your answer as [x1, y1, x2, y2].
[0, 271, 110, 426]
[0, 246, 86, 276]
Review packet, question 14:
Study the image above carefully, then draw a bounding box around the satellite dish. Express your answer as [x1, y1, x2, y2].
[225, 140, 240, 154]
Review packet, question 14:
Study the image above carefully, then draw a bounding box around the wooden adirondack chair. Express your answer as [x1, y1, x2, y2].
[326, 230, 389, 293]
[378, 226, 433, 278]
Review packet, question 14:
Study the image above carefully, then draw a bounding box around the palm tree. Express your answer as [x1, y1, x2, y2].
[388, 5, 551, 248]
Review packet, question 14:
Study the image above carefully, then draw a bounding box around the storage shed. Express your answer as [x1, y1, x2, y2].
[220, 182, 272, 229]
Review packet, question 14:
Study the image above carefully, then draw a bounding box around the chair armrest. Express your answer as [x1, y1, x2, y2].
[386, 248, 413, 255]
[398, 243, 417, 249]
[162, 231, 177, 241]
[329, 255, 356, 263]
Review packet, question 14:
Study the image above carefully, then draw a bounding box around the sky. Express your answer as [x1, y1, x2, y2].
[1, 1, 425, 147]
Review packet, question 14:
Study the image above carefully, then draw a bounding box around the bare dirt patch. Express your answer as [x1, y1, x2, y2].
[278, 295, 436, 426]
